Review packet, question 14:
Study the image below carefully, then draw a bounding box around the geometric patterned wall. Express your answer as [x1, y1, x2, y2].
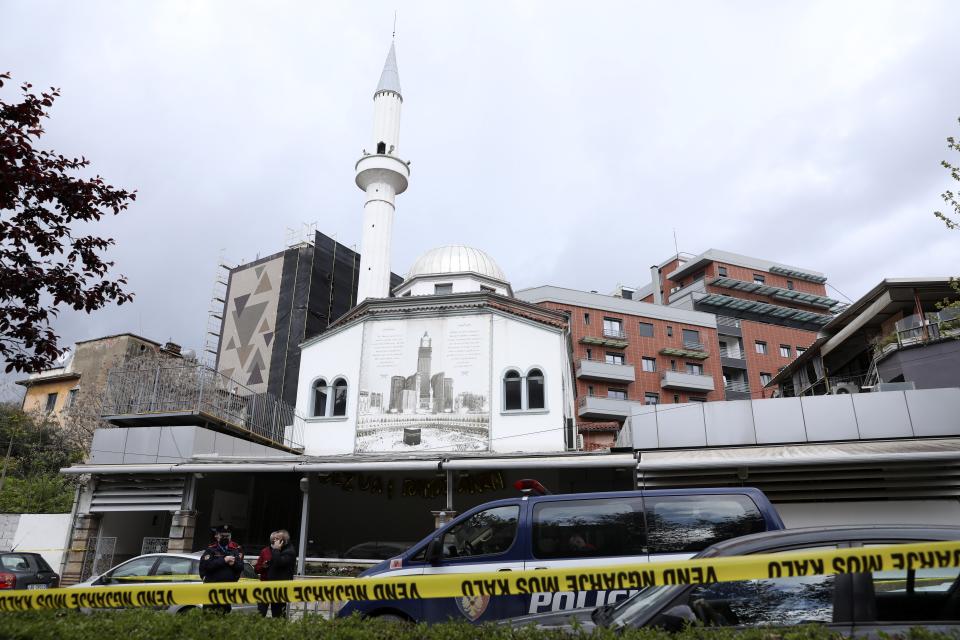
[216, 255, 284, 394]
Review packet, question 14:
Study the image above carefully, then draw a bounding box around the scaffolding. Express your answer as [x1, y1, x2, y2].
[202, 252, 234, 368]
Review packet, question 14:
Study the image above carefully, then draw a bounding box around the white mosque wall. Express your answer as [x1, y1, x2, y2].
[298, 322, 364, 455]
[395, 274, 510, 297]
[489, 313, 569, 454]
[297, 310, 571, 456]
[354, 314, 492, 454]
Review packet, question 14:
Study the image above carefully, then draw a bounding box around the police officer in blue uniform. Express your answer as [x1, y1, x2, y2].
[199, 524, 244, 613]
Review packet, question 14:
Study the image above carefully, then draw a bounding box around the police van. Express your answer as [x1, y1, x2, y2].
[337, 483, 785, 623]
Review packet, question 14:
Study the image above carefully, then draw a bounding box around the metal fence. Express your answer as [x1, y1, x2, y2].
[81, 536, 116, 581]
[101, 363, 304, 450]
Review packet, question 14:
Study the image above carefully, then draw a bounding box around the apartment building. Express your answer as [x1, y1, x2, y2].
[637, 249, 844, 400]
[516, 286, 721, 449]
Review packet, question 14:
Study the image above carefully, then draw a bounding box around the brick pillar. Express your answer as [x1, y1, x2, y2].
[61, 513, 101, 586]
[167, 510, 198, 554]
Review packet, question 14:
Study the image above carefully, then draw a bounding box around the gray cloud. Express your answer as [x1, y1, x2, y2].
[1, 0, 958, 385]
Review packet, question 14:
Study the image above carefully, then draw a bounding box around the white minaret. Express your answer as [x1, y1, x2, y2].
[355, 42, 410, 303]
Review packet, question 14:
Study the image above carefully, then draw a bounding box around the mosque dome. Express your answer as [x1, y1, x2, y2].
[406, 246, 508, 283]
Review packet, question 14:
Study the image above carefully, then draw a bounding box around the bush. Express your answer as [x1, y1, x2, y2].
[0, 610, 954, 640]
[0, 475, 74, 513]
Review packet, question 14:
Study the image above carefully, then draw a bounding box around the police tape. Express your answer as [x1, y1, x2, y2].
[1, 540, 958, 612]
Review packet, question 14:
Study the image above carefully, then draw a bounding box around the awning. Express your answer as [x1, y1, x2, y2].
[62, 453, 637, 475]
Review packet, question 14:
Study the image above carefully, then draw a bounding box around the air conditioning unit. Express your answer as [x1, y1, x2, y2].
[830, 382, 860, 395]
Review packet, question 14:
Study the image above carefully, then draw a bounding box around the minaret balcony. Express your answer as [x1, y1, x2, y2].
[355, 153, 410, 194]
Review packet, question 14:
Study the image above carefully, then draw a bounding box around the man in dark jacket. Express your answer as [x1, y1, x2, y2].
[263, 529, 296, 618]
[198, 524, 244, 614]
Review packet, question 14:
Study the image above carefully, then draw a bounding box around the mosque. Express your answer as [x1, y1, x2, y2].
[295, 43, 578, 456]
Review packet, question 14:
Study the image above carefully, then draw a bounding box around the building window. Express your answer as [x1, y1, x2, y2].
[583, 312, 590, 325]
[641, 357, 657, 372]
[587, 385, 594, 396]
[376, 141, 386, 154]
[607, 388, 628, 400]
[786, 280, 794, 290]
[666, 326, 673, 337]
[688, 396, 706, 403]
[527, 368, 545, 409]
[585, 347, 592, 360]
[796, 346, 806, 355]
[670, 359, 677, 371]
[645, 393, 659, 405]
[755, 341, 768, 355]
[44, 392, 58, 413]
[434, 283, 453, 295]
[692, 271, 705, 282]
[779, 344, 791, 358]
[681, 328, 701, 348]
[332, 378, 348, 416]
[605, 352, 625, 366]
[602, 317, 624, 338]
[685, 362, 704, 375]
[312, 379, 328, 417]
[621, 288, 634, 300]
[753, 274, 766, 285]
[760, 372, 773, 386]
[717, 266, 728, 277]
[66, 388, 79, 409]
[638, 322, 654, 337]
[503, 370, 522, 410]
[673, 394, 680, 403]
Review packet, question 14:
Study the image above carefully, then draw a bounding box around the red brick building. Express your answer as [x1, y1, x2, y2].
[518, 250, 844, 449]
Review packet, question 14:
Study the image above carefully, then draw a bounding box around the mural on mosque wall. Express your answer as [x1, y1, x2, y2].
[216, 255, 284, 394]
[355, 315, 491, 453]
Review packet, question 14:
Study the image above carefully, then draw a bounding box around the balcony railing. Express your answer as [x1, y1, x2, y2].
[719, 346, 745, 359]
[716, 316, 741, 328]
[660, 370, 715, 392]
[724, 380, 751, 394]
[682, 341, 706, 352]
[101, 364, 304, 450]
[602, 327, 627, 340]
[576, 359, 636, 383]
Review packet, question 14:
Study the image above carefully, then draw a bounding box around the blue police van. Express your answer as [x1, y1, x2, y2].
[337, 483, 785, 623]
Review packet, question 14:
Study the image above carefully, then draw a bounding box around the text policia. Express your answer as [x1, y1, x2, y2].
[1, 541, 958, 612]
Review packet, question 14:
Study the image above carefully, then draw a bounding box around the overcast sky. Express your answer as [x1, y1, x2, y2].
[2, 1, 959, 392]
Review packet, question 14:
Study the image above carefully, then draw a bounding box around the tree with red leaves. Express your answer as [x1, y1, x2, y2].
[0, 72, 136, 373]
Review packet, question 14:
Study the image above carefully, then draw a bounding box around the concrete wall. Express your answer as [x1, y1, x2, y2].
[88, 426, 292, 464]
[620, 387, 960, 449]
[0, 513, 72, 575]
[878, 340, 960, 390]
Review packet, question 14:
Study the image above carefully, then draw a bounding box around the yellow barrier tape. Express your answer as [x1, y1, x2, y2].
[0, 540, 958, 612]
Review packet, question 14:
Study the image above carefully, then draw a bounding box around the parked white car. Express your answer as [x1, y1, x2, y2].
[71, 552, 259, 614]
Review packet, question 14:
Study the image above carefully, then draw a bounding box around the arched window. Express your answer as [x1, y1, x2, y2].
[503, 370, 522, 411]
[527, 368, 545, 410]
[312, 379, 328, 417]
[376, 141, 386, 154]
[332, 378, 348, 416]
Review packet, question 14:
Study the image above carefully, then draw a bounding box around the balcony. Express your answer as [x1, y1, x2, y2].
[724, 380, 751, 400]
[576, 359, 636, 383]
[602, 327, 627, 340]
[716, 315, 742, 336]
[659, 341, 709, 360]
[660, 370, 715, 392]
[578, 395, 642, 420]
[101, 364, 304, 451]
[580, 335, 628, 349]
[719, 345, 748, 370]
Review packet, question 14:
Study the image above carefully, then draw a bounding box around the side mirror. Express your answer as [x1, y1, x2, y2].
[426, 538, 443, 565]
[652, 605, 696, 632]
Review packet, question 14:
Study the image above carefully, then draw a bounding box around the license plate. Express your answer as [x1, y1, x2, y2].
[27, 584, 49, 590]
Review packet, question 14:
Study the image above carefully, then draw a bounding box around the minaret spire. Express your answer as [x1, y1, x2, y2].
[354, 41, 411, 304]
